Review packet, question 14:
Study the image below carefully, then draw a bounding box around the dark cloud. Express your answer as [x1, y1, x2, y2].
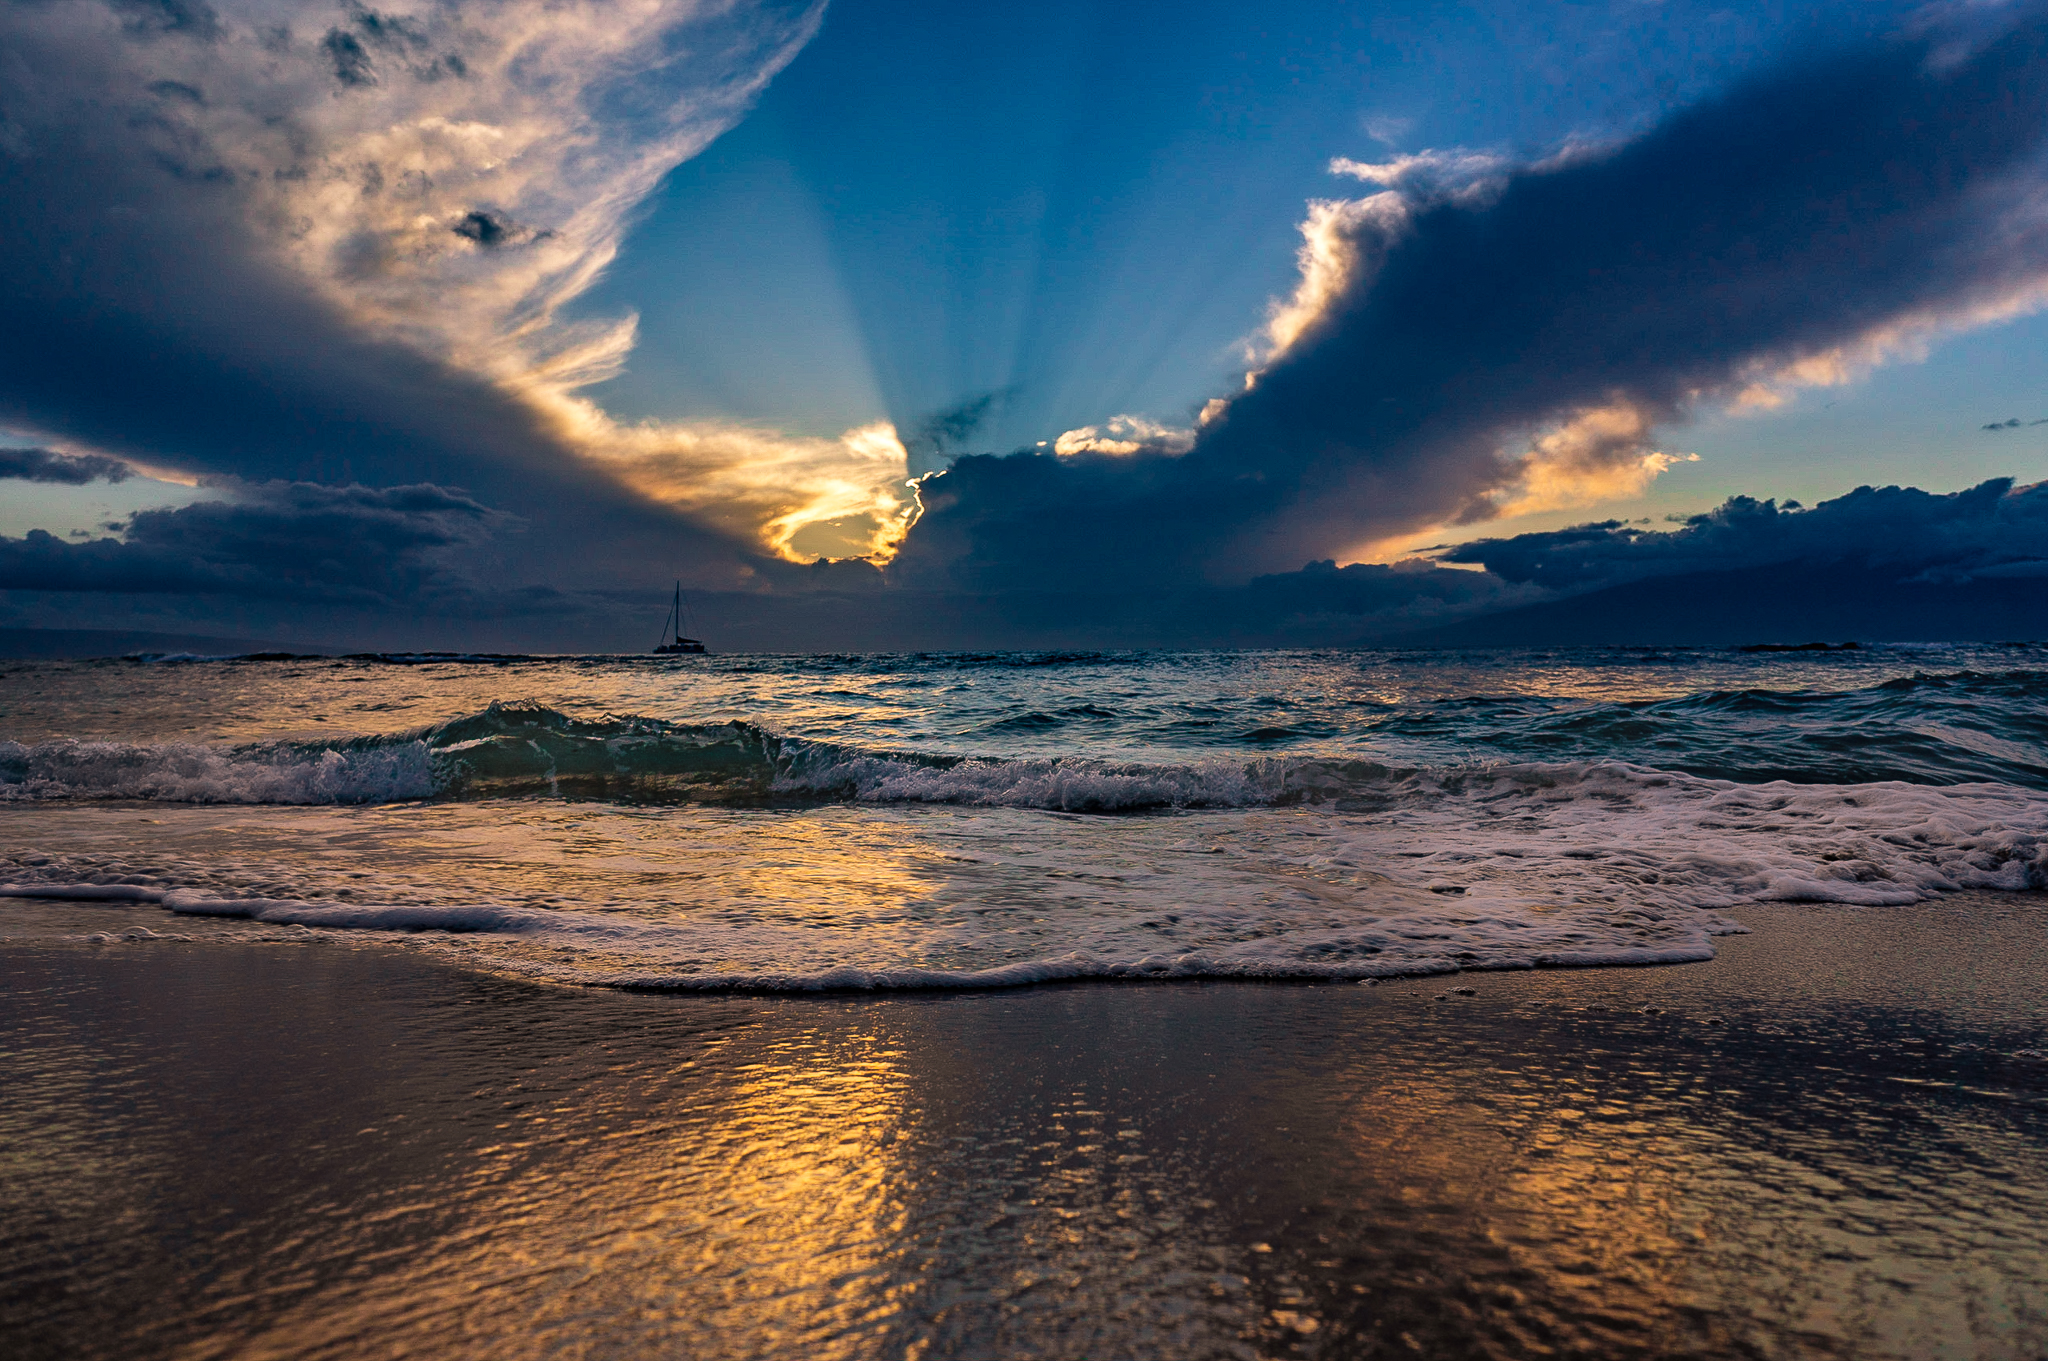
[892, 10, 2048, 592]
[0, 448, 134, 484]
[688, 477, 2048, 647]
[872, 474, 2048, 650]
[1382, 557, 2048, 648]
[110, 0, 219, 40]
[0, 3, 768, 604]
[664, 557, 1530, 652]
[1439, 478, 2048, 591]
[0, 481, 508, 605]
[453, 211, 509, 247]
[1983, 417, 2048, 430]
[12, 473, 2041, 651]
[322, 28, 377, 86]
[348, 4, 431, 54]
[146, 80, 205, 105]
[451, 210, 549, 249]
[321, 3, 456, 88]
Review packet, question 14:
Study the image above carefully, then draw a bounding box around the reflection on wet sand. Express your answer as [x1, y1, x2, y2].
[2, 897, 2046, 1360]
[186, 1018, 919, 1360]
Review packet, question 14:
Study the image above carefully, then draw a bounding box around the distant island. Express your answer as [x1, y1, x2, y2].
[1377, 562, 2048, 648]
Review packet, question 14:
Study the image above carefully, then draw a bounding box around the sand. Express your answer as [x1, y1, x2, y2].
[2, 893, 2046, 1360]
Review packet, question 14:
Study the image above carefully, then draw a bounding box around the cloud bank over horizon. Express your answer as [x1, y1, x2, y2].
[0, 480, 507, 605]
[8, 471, 2044, 653]
[1440, 477, 2048, 590]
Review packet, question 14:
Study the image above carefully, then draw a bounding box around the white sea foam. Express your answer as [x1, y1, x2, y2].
[4, 760, 2044, 990]
[0, 879, 1724, 986]
[778, 749, 1288, 810]
[0, 883, 170, 902]
[1353, 762, 2048, 905]
[0, 739, 436, 804]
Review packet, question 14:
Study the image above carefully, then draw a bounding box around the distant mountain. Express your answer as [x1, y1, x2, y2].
[1376, 562, 2048, 648]
[0, 628, 330, 659]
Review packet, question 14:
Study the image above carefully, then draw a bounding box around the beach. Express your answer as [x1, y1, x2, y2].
[10, 3, 2048, 1354]
[4, 892, 2045, 1360]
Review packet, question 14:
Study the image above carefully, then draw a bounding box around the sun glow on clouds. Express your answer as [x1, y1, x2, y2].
[553, 403, 921, 562]
[1730, 276, 2048, 412]
[1248, 154, 1706, 561]
[1267, 133, 2048, 567]
[1483, 405, 1699, 521]
[1257, 195, 1407, 368]
[24, 0, 917, 563]
[1052, 416, 1195, 457]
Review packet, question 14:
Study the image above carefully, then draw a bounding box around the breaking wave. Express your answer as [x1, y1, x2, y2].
[8, 654, 2047, 993]
[5, 757, 2046, 988]
[9, 671, 2048, 808]
[1379, 669, 2048, 787]
[0, 699, 1358, 808]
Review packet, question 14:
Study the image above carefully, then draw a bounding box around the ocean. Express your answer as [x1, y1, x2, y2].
[5, 644, 2047, 988]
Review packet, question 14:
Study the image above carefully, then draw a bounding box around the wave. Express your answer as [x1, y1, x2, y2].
[0, 701, 1358, 808]
[0, 736, 438, 804]
[125, 650, 544, 666]
[7, 755, 2046, 987]
[112, 648, 1154, 669]
[1380, 669, 2048, 787]
[124, 651, 312, 664]
[10, 670, 2048, 807]
[8, 725, 2047, 989]
[0, 877, 1734, 988]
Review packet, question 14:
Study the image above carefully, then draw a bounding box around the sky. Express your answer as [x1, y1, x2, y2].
[5, 0, 2048, 650]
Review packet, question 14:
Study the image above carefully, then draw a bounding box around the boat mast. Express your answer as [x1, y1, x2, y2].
[673, 581, 682, 644]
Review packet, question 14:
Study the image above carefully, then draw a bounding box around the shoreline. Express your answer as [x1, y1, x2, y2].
[4, 892, 2046, 1358]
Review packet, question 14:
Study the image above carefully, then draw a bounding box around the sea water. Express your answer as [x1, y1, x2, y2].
[3, 645, 2046, 988]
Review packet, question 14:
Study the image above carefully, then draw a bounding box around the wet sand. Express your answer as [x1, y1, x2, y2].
[3, 895, 2046, 1360]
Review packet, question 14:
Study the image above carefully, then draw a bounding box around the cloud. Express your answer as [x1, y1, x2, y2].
[0, 0, 902, 586]
[677, 552, 1538, 652]
[1360, 113, 1414, 147]
[0, 479, 510, 604]
[1052, 416, 1195, 457]
[1438, 477, 2048, 590]
[0, 448, 134, 484]
[570, 416, 920, 563]
[12, 3, 2048, 650]
[34, 0, 822, 393]
[1983, 417, 2048, 430]
[892, 10, 2048, 592]
[1325, 148, 1512, 201]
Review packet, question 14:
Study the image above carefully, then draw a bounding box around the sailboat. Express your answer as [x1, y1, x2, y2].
[653, 581, 708, 654]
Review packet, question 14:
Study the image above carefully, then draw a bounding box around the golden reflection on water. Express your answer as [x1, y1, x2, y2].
[1288, 1006, 2048, 1360]
[1335, 1069, 1713, 1354]
[182, 1021, 918, 1361]
[8, 800, 1465, 987]
[6, 911, 2048, 1361]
